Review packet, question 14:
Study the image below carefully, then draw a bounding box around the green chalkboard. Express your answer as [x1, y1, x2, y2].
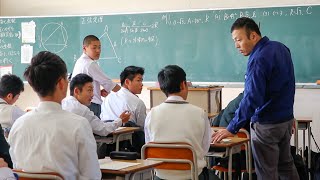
[0, 5, 319, 82]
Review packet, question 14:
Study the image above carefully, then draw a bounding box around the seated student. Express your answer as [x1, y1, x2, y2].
[0, 74, 25, 137]
[144, 65, 218, 180]
[101, 66, 146, 152]
[211, 92, 250, 132]
[0, 124, 12, 168]
[62, 73, 131, 136]
[8, 51, 101, 179]
[0, 158, 15, 180]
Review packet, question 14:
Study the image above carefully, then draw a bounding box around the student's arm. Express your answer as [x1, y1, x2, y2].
[144, 112, 152, 143]
[11, 106, 25, 125]
[88, 62, 117, 92]
[76, 119, 101, 179]
[134, 101, 147, 129]
[201, 111, 211, 153]
[84, 107, 121, 136]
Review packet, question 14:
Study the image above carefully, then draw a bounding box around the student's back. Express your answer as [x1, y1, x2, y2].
[9, 102, 100, 179]
[147, 101, 208, 179]
[8, 51, 101, 180]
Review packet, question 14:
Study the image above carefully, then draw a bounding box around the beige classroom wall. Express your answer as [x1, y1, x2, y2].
[3, 0, 320, 151]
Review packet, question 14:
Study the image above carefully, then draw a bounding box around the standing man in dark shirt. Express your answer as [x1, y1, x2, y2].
[212, 17, 299, 180]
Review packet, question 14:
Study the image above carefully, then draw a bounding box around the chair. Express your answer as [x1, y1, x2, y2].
[13, 169, 63, 180]
[211, 128, 253, 180]
[141, 142, 199, 180]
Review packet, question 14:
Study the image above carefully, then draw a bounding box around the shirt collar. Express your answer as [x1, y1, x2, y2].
[37, 101, 62, 111]
[165, 95, 186, 102]
[250, 36, 269, 57]
[0, 98, 8, 104]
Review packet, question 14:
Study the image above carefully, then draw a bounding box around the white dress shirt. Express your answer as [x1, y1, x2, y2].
[101, 87, 146, 129]
[0, 98, 25, 129]
[62, 96, 122, 136]
[144, 95, 211, 179]
[72, 53, 117, 104]
[8, 101, 101, 180]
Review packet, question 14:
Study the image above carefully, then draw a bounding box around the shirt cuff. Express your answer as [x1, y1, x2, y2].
[226, 124, 238, 134]
[114, 118, 123, 127]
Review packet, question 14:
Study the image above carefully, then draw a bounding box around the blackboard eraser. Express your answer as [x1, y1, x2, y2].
[316, 80, 320, 85]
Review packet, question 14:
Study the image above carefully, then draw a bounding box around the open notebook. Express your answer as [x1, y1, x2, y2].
[99, 158, 140, 170]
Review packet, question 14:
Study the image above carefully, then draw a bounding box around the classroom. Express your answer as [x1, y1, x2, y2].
[1, 0, 320, 179]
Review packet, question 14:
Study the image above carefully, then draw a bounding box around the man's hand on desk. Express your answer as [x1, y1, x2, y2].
[119, 111, 131, 124]
[211, 129, 234, 144]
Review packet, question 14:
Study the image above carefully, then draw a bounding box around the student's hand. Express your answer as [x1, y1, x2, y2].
[101, 89, 108, 97]
[0, 158, 8, 168]
[119, 111, 131, 123]
[211, 129, 234, 144]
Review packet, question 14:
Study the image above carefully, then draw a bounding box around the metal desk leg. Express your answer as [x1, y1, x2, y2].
[294, 119, 299, 154]
[307, 123, 311, 180]
[228, 147, 233, 180]
[302, 129, 305, 159]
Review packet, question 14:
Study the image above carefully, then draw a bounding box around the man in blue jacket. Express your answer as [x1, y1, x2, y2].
[212, 17, 299, 180]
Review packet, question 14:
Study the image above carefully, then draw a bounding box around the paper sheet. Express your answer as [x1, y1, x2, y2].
[21, 44, 33, 63]
[0, 65, 12, 77]
[21, 21, 36, 43]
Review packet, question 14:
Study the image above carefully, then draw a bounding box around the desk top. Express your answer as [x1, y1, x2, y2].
[100, 159, 162, 175]
[147, 86, 223, 91]
[208, 112, 219, 119]
[210, 137, 249, 148]
[112, 127, 141, 135]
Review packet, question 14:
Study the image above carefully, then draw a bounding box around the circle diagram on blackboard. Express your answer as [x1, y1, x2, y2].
[41, 22, 68, 53]
[99, 25, 121, 63]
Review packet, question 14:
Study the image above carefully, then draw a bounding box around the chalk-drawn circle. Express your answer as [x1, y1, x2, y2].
[41, 22, 68, 53]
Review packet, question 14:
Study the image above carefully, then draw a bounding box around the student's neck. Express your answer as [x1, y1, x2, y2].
[40, 96, 62, 104]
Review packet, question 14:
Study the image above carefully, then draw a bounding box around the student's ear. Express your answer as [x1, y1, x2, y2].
[74, 87, 80, 96]
[124, 78, 131, 87]
[6, 93, 13, 100]
[180, 81, 187, 90]
[82, 45, 88, 52]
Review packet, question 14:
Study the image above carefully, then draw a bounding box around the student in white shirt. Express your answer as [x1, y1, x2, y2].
[62, 73, 130, 136]
[0, 158, 15, 180]
[144, 65, 218, 180]
[101, 66, 146, 152]
[72, 35, 121, 117]
[0, 74, 25, 137]
[8, 51, 101, 180]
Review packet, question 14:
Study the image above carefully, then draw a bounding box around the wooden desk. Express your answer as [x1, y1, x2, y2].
[148, 86, 223, 114]
[101, 159, 163, 180]
[209, 128, 251, 180]
[294, 117, 312, 179]
[211, 137, 250, 180]
[95, 127, 140, 151]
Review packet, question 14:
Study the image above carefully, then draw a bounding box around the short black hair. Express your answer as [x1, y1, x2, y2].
[120, 66, 145, 86]
[231, 17, 261, 38]
[70, 73, 93, 96]
[24, 51, 67, 97]
[0, 74, 24, 98]
[83, 35, 100, 46]
[158, 65, 186, 97]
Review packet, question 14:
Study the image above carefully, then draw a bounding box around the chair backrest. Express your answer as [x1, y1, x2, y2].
[141, 142, 198, 180]
[13, 169, 63, 180]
